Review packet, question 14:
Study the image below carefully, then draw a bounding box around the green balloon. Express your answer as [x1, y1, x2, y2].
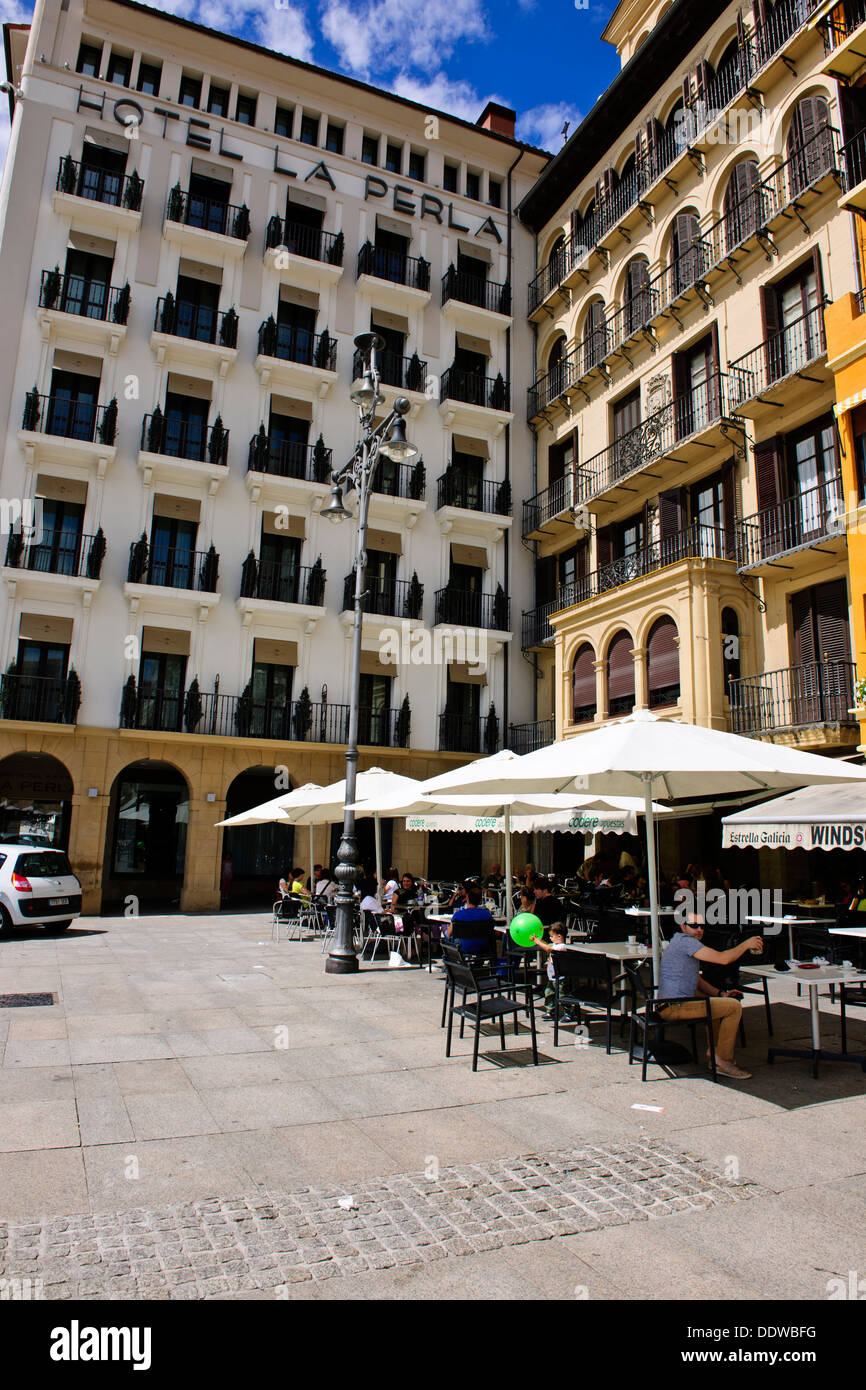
[510, 912, 543, 949]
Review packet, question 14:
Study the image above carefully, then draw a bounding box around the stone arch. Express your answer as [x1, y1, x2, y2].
[101, 759, 191, 913]
[221, 765, 296, 905]
[0, 751, 74, 847]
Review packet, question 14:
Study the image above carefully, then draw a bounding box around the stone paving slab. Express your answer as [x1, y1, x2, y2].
[0, 1139, 756, 1300]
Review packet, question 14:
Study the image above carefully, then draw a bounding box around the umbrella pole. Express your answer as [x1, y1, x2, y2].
[504, 807, 513, 923]
[643, 774, 662, 984]
[374, 813, 383, 905]
[309, 824, 315, 897]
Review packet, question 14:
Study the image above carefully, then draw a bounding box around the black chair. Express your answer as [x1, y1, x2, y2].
[700, 930, 774, 1038]
[567, 906, 602, 941]
[623, 960, 719, 1083]
[440, 941, 499, 1029]
[550, 949, 631, 1053]
[443, 953, 538, 1072]
[840, 978, 866, 1056]
[598, 907, 634, 942]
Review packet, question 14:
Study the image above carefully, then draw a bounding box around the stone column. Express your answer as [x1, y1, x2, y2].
[180, 796, 224, 912]
[631, 645, 648, 711]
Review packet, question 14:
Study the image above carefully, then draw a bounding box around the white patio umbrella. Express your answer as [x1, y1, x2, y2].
[216, 783, 324, 889]
[414, 711, 866, 978]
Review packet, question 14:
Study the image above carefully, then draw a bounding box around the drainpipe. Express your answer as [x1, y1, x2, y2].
[505, 146, 527, 748]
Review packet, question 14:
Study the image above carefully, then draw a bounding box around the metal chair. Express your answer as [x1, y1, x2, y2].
[550, 949, 632, 1052]
[442, 951, 538, 1072]
[623, 960, 719, 1083]
[360, 910, 418, 964]
[271, 897, 301, 942]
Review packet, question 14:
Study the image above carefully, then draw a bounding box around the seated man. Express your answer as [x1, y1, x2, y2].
[448, 887, 496, 957]
[484, 863, 504, 889]
[533, 876, 564, 930]
[657, 917, 763, 1080]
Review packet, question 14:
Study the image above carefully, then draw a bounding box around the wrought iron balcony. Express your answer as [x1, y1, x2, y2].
[521, 600, 561, 650]
[128, 688, 408, 746]
[264, 216, 344, 265]
[440, 367, 509, 411]
[728, 302, 828, 411]
[736, 477, 844, 572]
[4, 528, 105, 580]
[371, 456, 426, 500]
[342, 573, 422, 620]
[434, 587, 510, 631]
[442, 266, 511, 315]
[247, 430, 331, 483]
[257, 319, 337, 370]
[0, 671, 81, 725]
[165, 187, 250, 239]
[528, 352, 581, 419]
[439, 711, 500, 755]
[352, 346, 427, 392]
[842, 126, 866, 196]
[528, 240, 575, 314]
[751, 0, 823, 69]
[127, 541, 219, 593]
[55, 156, 143, 210]
[141, 412, 229, 465]
[821, 0, 866, 51]
[509, 718, 555, 755]
[437, 470, 511, 516]
[556, 525, 733, 617]
[241, 559, 325, 606]
[21, 391, 117, 445]
[357, 241, 430, 291]
[522, 475, 586, 539]
[729, 660, 856, 737]
[154, 296, 238, 348]
[39, 270, 130, 325]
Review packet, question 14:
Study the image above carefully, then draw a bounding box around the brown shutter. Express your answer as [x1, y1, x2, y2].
[577, 538, 590, 578]
[570, 207, 581, 243]
[658, 487, 686, 540]
[791, 589, 817, 667]
[682, 73, 692, 108]
[672, 349, 691, 400]
[648, 617, 680, 701]
[634, 129, 643, 165]
[710, 321, 722, 419]
[737, 11, 747, 49]
[596, 525, 614, 569]
[760, 282, 782, 381]
[607, 631, 635, 703]
[572, 644, 596, 721]
[754, 436, 784, 512]
[812, 243, 825, 306]
[721, 458, 736, 558]
[695, 61, 711, 104]
[815, 579, 851, 663]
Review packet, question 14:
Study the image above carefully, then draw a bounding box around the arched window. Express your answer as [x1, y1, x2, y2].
[572, 644, 597, 725]
[724, 159, 764, 254]
[708, 38, 746, 109]
[545, 335, 567, 400]
[583, 300, 608, 371]
[607, 630, 635, 716]
[786, 95, 834, 198]
[721, 607, 741, 690]
[548, 233, 567, 283]
[670, 211, 703, 297]
[647, 616, 680, 708]
[625, 257, 651, 334]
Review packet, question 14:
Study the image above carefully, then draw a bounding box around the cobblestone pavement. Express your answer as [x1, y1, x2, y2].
[0, 1138, 757, 1299]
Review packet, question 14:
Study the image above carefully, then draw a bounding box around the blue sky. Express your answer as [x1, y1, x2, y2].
[0, 0, 622, 166]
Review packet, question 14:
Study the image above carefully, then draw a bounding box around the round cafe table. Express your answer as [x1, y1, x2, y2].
[743, 963, 866, 1078]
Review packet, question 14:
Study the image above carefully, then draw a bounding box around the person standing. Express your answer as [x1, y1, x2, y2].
[220, 851, 234, 907]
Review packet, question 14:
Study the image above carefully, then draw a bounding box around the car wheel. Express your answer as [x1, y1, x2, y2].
[0, 906, 14, 936]
[43, 919, 72, 933]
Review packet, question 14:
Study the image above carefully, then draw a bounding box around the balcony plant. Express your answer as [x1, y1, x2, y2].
[406, 352, 425, 393]
[184, 678, 203, 733]
[113, 283, 131, 326]
[86, 528, 106, 580]
[405, 572, 424, 621]
[260, 315, 278, 358]
[490, 372, 508, 410]
[22, 386, 40, 432]
[99, 397, 118, 446]
[58, 155, 76, 195]
[159, 292, 176, 334]
[63, 669, 82, 725]
[167, 182, 184, 223]
[416, 256, 430, 292]
[120, 674, 137, 728]
[5, 529, 23, 567]
[200, 544, 219, 593]
[240, 550, 257, 598]
[495, 479, 511, 515]
[232, 204, 251, 240]
[208, 416, 227, 466]
[497, 283, 512, 315]
[396, 695, 411, 749]
[235, 680, 253, 738]
[409, 457, 425, 501]
[327, 230, 344, 267]
[123, 170, 143, 212]
[293, 685, 313, 741]
[128, 533, 148, 583]
[42, 265, 61, 310]
[854, 676, 866, 712]
[306, 556, 325, 606]
[220, 307, 238, 349]
[147, 406, 165, 453]
[312, 434, 330, 482]
[314, 328, 334, 370]
[493, 584, 509, 631]
[265, 214, 283, 250]
[484, 704, 500, 755]
[0, 662, 19, 720]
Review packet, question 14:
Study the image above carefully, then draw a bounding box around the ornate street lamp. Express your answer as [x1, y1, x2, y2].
[323, 332, 417, 974]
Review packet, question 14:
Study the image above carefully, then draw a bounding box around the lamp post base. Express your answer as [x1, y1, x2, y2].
[325, 954, 360, 974]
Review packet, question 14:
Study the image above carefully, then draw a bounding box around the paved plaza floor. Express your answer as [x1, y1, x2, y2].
[0, 911, 864, 1301]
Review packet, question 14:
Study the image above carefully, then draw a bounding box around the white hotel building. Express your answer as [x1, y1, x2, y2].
[0, 0, 548, 911]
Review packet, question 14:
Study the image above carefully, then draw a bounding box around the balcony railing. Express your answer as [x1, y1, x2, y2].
[752, 0, 823, 69]
[437, 470, 511, 516]
[39, 270, 130, 325]
[736, 477, 844, 571]
[729, 660, 856, 736]
[528, 352, 581, 418]
[140, 413, 229, 466]
[728, 302, 828, 410]
[264, 216, 344, 266]
[522, 475, 585, 537]
[0, 672, 80, 725]
[55, 156, 143, 211]
[257, 319, 337, 371]
[439, 711, 500, 755]
[4, 528, 105, 580]
[247, 431, 331, 483]
[842, 126, 866, 195]
[442, 266, 511, 315]
[352, 346, 427, 393]
[764, 124, 840, 211]
[441, 367, 509, 411]
[821, 0, 866, 53]
[521, 601, 561, 649]
[21, 391, 117, 445]
[509, 718, 555, 755]
[577, 373, 732, 504]
[528, 242, 575, 315]
[154, 297, 238, 348]
[357, 242, 431, 291]
[558, 525, 732, 615]
[371, 457, 426, 500]
[343, 573, 422, 619]
[127, 542, 219, 592]
[126, 688, 408, 746]
[434, 588, 510, 630]
[165, 188, 250, 240]
[241, 559, 325, 606]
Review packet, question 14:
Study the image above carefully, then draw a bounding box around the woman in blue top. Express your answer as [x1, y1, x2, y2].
[657, 918, 763, 1079]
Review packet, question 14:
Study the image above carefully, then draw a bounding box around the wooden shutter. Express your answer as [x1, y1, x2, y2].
[607, 631, 635, 703]
[754, 436, 784, 512]
[596, 525, 614, 569]
[760, 282, 782, 381]
[671, 349, 691, 401]
[634, 129, 644, 166]
[572, 644, 596, 721]
[658, 487, 686, 540]
[648, 617, 680, 701]
[577, 538, 590, 578]
[682, 73, 692, 108]
[721, 459, 737, 559]
[737, 11, 747, 49]
[695, 61, 711, 104]
[709, 322, 722, 420]
[628, 259, 649, 299]
[535, 555, 556, 606]
[812, 243, 825, 307]
[646, 117, 660, 175]
[815, 579, 851, 663]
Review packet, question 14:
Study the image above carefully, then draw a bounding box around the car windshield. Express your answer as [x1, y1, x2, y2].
[14, 851, 74, 877]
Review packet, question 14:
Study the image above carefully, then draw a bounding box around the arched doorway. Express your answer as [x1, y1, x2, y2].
[0, 752, 73, 846]
[223, 767, 294, 906]
[103, 761, 189, 912]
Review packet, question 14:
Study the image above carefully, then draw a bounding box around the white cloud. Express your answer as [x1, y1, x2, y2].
[321, 0, 488, 79]
[156, 0, 315, 59]
[391, 71, 507, 124]
[517, 101, 582, 152]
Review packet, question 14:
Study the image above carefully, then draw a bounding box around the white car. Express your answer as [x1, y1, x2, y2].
[0, 843, 83, 934]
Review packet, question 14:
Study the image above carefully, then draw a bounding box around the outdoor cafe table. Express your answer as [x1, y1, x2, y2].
[744, 914, 828, 961]
[742, 964, 866, 1078]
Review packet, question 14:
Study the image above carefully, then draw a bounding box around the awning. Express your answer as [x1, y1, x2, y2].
[722, 782, 866, 852]
[404, 808, 639, 836]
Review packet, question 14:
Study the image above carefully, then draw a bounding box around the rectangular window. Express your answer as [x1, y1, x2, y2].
[299, 113, 319, 145]
[488, 178, 502, 208]
[106, 52, 131, 87]
[385, 142, 402, 173]
[178, 74, 202, 108]
[443, 162, 458, 192]
[275, 106, 293, 138]
[854, 405, 866, 502]
[207, 84, 229, 117]
[235, 92, 257, 126]
[361, 134, 379, 165]
[325, 122, 344, 153]
[408, 149, 425, 181]
[466, 170, 481, 200]
[76, 42, 101, 77]
[136, 60, 161, 96]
